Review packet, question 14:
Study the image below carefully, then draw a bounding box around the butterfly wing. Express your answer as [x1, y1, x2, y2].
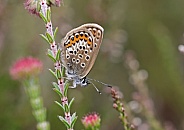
[60, 23, 104, 78]
[80, 23, 104, 78]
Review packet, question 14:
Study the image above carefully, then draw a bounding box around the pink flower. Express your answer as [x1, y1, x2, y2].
[10, 57, 43, 80]
[24, 0, 40, 17]
[81, 113, 101, 129]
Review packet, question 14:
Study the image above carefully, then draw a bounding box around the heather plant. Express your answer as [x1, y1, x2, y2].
[10, 57, 50, 130]
[81, 113, 101, 130]
[23, 0, 133, 129]
[24, 0, 77, 129]
[4, 0, 183, 129]
[109, 87, 135, 130]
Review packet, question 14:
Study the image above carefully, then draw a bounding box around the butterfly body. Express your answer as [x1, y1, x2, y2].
[60, 23, 104, 88]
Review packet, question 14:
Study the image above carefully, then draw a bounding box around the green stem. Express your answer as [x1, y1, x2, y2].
[38, 0, 77, 129]
[23, 77, 50, 130]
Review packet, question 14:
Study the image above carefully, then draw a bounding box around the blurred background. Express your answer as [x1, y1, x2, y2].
[1, 0, 184, 129]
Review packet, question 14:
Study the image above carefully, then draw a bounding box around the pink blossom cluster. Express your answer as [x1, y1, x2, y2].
[10, 57, 43, 80]
[81, 113, 101, 128]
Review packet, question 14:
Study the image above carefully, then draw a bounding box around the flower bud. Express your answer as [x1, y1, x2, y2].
[24, 0, 40, 17]
[10, 57, 43, 80]
[82, 112, 101, 129]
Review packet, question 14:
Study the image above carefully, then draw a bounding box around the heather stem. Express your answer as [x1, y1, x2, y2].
[110, 88, 134, 130]
[23, 77, 50, 130]
[38, 0, 77, 129]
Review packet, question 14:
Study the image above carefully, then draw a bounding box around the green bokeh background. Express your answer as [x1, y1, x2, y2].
[1, 0, 184, 129]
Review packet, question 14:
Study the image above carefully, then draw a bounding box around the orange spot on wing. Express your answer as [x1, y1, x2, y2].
[74, 36, 79, 41]
[66, 36, 79, 48]
[84, 37, 88, 41]
[92, 30, 96, 36]
[66, 41, 72, 48]
[87, 39, 92, 45]
[79, 35, 85, 40]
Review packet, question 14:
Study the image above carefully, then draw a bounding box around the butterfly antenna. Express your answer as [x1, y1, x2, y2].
[88, 78, 112, 88]
[88, 81, 102, 94]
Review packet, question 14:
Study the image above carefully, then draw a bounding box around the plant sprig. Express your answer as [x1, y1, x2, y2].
[38, 0, 77, 129]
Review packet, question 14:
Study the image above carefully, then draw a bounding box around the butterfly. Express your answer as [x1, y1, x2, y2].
[60, 23, 104, 89]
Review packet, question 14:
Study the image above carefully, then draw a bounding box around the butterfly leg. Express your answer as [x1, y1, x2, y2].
[69, 80, 77, 88]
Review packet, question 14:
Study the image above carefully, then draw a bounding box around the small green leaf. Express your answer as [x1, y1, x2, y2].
[47, 53, 56, 62]
[61, 66, 65, 77]
[56, 49, 61, 61]
[47, 49, 56, 62]
[46, 32, 53, 43]
[71, 112, 76, 121]
[39, 12, 47, 23]
[36, 1, 40, 11]
[52, 82, 60, 91]
[49, 69, 57, 79]
[54, 27, 58, 39]
[71, 116, 77, 128]
[68, 98, 75, 109]
[40, 34, 49, 44]
[55, 101, 64, 111]
[64, 81, 69, 97]
[56, 69, 61, 79]
[53, 88, 63, 97]
[46, 8, 51, 22]
[58, 116, 70, 128]
[47, 49, 52, 55]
